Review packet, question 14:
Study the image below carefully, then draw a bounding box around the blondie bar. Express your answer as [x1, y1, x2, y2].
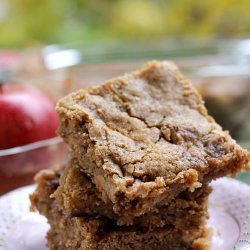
[30, 167, 210, 250]
[53, 159, 211, 226]
[46, 213, 210, 250]
[57, 61, 249, 217]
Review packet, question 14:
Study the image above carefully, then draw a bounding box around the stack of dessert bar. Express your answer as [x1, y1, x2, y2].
[30, 61, 249, 250]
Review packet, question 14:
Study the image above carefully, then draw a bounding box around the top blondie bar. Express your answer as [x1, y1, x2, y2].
[57, 61, 249, 217]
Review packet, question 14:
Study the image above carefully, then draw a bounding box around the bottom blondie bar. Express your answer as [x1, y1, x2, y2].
[30, 166, 210, 250]
[47, 212, 210, 250]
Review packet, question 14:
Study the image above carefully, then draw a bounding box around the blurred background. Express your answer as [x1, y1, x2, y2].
[1, 0, 250, 193]
[1, 0, 250, 47]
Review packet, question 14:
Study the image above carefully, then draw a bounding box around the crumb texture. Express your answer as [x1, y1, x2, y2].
[53, 160, 211, 226]
[30, 166, 211, 250]
[57, 61, 249, 215]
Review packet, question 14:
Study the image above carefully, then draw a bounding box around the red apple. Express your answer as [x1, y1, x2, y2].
[0, 83, 59, 150]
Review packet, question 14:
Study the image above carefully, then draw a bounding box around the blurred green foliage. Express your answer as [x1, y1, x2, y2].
[0, 0, 250, 48]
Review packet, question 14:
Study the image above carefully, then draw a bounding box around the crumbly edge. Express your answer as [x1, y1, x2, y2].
[31, 164, 210, 232]
[53, 159, 211, 227]
[56, 60, 249, 217]
[30, 165, 211, 249]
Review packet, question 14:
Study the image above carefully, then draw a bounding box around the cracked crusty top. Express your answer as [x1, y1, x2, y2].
[57, 61, 249, 205]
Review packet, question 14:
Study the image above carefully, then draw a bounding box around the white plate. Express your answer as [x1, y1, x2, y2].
[0, 178, 250, 250]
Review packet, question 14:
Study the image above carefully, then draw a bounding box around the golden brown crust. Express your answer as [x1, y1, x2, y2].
[56, 60, 249, 217]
